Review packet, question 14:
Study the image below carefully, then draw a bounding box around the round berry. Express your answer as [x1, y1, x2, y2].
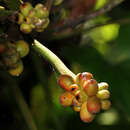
[97, 89, 110, 99]
[15, 40, 29, 58]
[8, 60, 24, 76]
[80, 101, 95, 123]
[98, 82, 109, 90]
[83, 79, 98, 97]
[73, 106, 81, 112]
[87, 96, 101, 114]
[58, 74, 75, 91]
[60, 92, 74, 106]
[18, 13, 24, 24]
[20, 2, 33, 16]
[68, 84, 79, 94]
[20, 23, 32, 33]
[76, 72, 93, 87]
[35, 4, 49, 19]
[101, 100, 111, 110]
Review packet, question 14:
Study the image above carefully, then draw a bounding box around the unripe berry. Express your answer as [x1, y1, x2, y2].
[58, 74, 75, 91]
[98, 82, 109, 90]
[28, 9, 36, 18]
[18, 13, 24, 24]
[76, 72, 93, 87]
[101, 100, 111, 110]
[97, 90, 110, 99]
[15, 40, 29, 58]
[60, 92, 74, 106]
[20, 2, 33, 16]
[54, 0, 63, 6]
[80, 101, 95, 123]
[20, 23, 32, 34]
[35, 18, 50, 32]
[73, 106, 81, 112]
[35, 4, 49, 19]
[8, 60, 24, 76]
[83, 79, 98, 97]
[87, 96, 101, 114]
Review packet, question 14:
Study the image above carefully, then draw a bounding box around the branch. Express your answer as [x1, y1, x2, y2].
[54, 0, 124, 32]
[32, 40, 76, 79]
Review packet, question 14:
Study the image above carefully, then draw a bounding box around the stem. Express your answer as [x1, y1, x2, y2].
[32, 39, 76, 79]
[46, 0, 54, 12]
[55, 0, 124, 32]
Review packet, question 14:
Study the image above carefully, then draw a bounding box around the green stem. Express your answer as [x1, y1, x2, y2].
[32, 40, 76, 79]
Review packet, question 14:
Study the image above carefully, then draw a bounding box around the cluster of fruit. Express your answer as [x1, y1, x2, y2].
[0, 40, 29, 76]
[18, 2, 49, 33]
[58, 72, 111, 123]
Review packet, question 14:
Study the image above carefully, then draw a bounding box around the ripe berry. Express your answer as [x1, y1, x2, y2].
[15, 40, 29, 58]
[53, 0, 63, 6]
[20, 23, 32, 33]
[98, 82, 109, 90]
[68, 84, 79, 94]
[35, 4, 49, 19]
[97, 90, 110, 99]
[8, 60, 24, 76]
[60, 92, 74, 106]
[80, 101, 95, 123]
[76, 72, 93, 87]
[58, 74, 75, 91]
[20, 2, 33, 16]
[87, 96, 101, 114]
[83, 79, 98, 97]
[101, 100, 111, 110]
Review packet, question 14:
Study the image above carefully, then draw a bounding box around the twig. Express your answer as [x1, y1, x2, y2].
[46, 0, 54, 12]
[54, 0, 124, 32]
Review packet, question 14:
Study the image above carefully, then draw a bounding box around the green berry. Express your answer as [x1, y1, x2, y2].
[15, 40, 30, 58]
[83, 79, 98, 97]
[58, 74, 75, 91]
[87, 96, 101, 114]
[8, 60, 24, 76]
[80, 101, 95, 123]
[20, 23, 32, 33]
[60, 92, 74, 106]
[97, 89, 110, 99]
[20, 2, 33, 16]
[35, 3, 49, 19]
[18, 13, 24, 24]
[98, 82, 109, 90]
[101, 100, 111, 110]
[53, 0, 63, 6]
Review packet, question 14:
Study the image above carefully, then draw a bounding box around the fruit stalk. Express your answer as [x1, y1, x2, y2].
[32, 40, 76, 79]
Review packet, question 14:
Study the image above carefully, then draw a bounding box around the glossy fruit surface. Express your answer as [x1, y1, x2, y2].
[98, 82, 109, 90]
[15, 40, 29, 58]
[97, 89, 110, 99]
[83, 79, 98, 96]
[20, 23, 32, 34]
[87, 96, 101, 114]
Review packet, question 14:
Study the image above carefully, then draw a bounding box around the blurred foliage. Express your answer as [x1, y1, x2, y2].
[1, 0, 130, 130]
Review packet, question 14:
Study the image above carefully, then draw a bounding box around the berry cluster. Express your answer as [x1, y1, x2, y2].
[18, 2, 49, 33]
[0, 40, 29, 76]
[58, 72, 111, 123]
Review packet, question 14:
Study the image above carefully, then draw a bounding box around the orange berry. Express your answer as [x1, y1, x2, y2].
[80, 101, 95, 123]
[60, 92, 74, 106]
[73, 106, 81, 112]
[58, 74, 75, 91]
[87, 96, 101, 114]
[83, 79, 98, 96]
[76, 72, 93, 87]
[101, 100, 111, 110]
[97, 90, 110, 99]
[68, 84, 79, 94]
